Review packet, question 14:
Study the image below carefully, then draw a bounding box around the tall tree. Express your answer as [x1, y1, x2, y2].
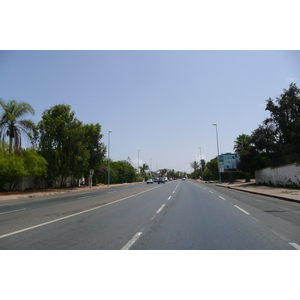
[190, 160, 200, 179]
[38, 104, 89, 187]
[264, 82, 300, 160]
[82, 123, 106, 180]
[233, 133, 251, 153]
[0, 99, 35, 153]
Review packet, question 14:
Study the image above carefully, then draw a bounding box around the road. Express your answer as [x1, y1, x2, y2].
[1, 179, 300, 250]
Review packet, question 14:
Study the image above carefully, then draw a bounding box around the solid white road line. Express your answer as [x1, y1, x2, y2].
[0, 185, 161, 240]
[289, 242, 300, 250]
[156, 204, 165, 214]
[121, 232, 142, 250]
[0, 208, 26, 215]
[234, 205, 250, 215]
[218, 196, 226, 200]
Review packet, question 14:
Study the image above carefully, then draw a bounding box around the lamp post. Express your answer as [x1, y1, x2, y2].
[138, 149, 140, 183]
[199, 147, 204, 181]
[213, 124, 222, 183]
[108, 130, 112, 186]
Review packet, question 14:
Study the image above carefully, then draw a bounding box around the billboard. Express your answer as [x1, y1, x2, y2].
[218, 154, 240, 173]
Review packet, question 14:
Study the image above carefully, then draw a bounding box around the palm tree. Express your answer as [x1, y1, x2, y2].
[233, 133, 251, 153]
[0, 99, 35, 153]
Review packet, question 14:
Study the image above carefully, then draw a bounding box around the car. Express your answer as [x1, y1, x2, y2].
[158, 177, 165, 184]
[152, 177, 159, 183]
[147, 179, 154, 184]
[164, 177, 168, 182]
[182, 178, 185, 181]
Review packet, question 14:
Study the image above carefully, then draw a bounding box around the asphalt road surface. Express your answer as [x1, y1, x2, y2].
[1, 179, 300, 250]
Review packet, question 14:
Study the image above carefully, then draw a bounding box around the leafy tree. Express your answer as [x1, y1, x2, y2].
[233, 133, 251, 153]
[159, 168, 167, 176]
[190, 160, 200, 179]
[0, 99, 35, 153]
[264, 82, 300, 160]
[110, 160, 136, 184]
[250, 124, 277, 155]
[139, 163, 149, 179]
[38, 104, 89, 187]
[205, 157, 218, 181]
[82, 123, 106, 180]
[0, 143, 47, 191]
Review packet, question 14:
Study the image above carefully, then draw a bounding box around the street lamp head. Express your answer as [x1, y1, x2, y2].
[213, 124, 217, 126]
[109, 130, 112, 133]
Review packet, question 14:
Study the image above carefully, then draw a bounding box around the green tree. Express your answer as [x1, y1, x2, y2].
[139, 163, 149, 179]
[250, 124, 277, 155]
[82, 123, 106, 182]
[38, 104, 89, 187]
[190, 161, 200, 179]
[0, 99, 35, 153]
[0, 143, 47, 191]
[205, 157, 218, 181]
[264, 82, 300, 160]
[233, 133, 251, 153]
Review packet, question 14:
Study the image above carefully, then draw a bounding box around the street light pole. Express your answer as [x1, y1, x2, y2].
[138, 149, 140, 183]
[213, 124, 222, 183]
[108, 130, 112, 186]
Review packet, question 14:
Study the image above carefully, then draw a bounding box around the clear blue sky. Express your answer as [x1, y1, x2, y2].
[1, 50, 299, 172]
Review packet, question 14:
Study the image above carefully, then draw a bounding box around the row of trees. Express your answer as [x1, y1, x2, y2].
[0, 99, 184, 191]
[233, 82, 300, 180]
[189, 83, 300, 182]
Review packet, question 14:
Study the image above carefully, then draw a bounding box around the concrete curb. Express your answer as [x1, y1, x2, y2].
[216, 184, 300, 203]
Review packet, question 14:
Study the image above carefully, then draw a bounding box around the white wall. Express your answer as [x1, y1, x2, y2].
[255, 163, 300, 187]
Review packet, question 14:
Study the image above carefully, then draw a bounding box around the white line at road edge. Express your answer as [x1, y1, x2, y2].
[121, 232, 142, 250]
[0, 186, 161, 240]
[0, 208, 26, 215]
[289, 243, 300, 250]
[234, 205, 250, 215]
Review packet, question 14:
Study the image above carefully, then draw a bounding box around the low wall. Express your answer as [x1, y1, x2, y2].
[15, 176, 48, 191]
[255, 163, 300, 188]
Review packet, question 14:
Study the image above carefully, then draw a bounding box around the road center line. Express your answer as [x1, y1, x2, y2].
[121, 232, 142, 250]
[289, 243, 300, 250]
[156, 204, 165, 214]
[0, 185, 161, 240]
[234, 205, 250, 215]
[168, 196, 172, 200]
[218, 196, 226, 200]
[209, 191, 214, 194]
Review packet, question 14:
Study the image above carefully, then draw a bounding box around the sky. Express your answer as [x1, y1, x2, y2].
[1, 50, 300, 173]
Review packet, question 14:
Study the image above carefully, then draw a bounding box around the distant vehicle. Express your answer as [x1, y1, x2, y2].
[147, 179, 154, 184]
[158, 177, 165, 184]
[182, 178, 185, 181]
[152, 177, 159, 183]
[164, 177, 168, 182]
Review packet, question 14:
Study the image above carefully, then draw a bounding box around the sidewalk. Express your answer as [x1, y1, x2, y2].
[212, 180, 300, 203]
[0, 182, 140, 202]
